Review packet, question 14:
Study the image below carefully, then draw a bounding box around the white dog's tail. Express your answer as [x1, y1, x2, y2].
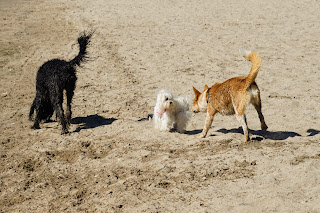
[239, 48, 261, 87]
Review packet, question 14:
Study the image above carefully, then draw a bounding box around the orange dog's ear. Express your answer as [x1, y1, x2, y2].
[204, 85, 209, 91]
[193, 87, 201, 96]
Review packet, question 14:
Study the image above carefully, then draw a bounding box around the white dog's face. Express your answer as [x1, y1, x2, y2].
[156, 89, 175, 111]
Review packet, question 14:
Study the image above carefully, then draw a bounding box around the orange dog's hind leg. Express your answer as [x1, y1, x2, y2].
[236, 114, 250, 142]
[233, 96, 250, 142]
[250, 85, 268, 131]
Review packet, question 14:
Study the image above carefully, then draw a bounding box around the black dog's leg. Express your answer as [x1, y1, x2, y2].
[43, 99, 54, 122]
[32, 98, 42, 129]
[56, 104, 68, 134]
[65, 83, 75, 126]
[51, 89, 69, 134]
[29, 98, 36, 121]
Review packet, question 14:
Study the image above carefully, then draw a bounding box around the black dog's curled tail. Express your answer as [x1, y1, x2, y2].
[69, 31, 94, 67]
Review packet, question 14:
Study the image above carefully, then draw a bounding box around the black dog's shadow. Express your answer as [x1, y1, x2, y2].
[71, 114, 117, 132]
[307, 129, 320, 137]
[216, 127, 302, 141]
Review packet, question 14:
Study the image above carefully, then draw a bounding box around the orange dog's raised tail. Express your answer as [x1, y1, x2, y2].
[239, 49, 262, 88]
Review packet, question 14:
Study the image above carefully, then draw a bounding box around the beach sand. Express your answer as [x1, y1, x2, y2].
[0, 0, 319, 212]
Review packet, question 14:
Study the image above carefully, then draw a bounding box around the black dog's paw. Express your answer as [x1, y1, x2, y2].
[61, 129, 70, 135]
[31, 125, 40, 129]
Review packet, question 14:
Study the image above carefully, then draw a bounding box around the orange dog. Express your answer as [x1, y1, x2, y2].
[192, 49, 268, 142]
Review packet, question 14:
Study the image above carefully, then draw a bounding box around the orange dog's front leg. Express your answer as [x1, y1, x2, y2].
[199, 110, 216, 138]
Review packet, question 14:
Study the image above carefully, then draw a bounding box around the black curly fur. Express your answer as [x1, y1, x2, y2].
[29, 31, 93, 134]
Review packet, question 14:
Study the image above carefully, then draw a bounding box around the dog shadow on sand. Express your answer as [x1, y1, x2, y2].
[215, 127, 320, 141]
[137, 115, 320, 139]
[306, 129, 320, 137]
[71, 114, 117, 132]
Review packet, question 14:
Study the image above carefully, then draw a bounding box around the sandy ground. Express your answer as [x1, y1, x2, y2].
[1, 0, 320, 212]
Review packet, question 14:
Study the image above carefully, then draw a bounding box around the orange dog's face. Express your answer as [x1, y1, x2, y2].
[192, 85, 209, 113]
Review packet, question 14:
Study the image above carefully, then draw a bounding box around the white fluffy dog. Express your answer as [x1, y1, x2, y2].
[153, 89, 191, 133]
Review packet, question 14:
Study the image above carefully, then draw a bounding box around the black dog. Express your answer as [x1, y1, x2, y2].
[29, 32, 93, 134]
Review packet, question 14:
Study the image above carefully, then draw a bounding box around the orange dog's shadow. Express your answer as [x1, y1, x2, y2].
[216, 127, 304, 141]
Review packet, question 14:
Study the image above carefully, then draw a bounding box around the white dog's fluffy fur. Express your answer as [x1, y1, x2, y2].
[153, 89, 191, 133]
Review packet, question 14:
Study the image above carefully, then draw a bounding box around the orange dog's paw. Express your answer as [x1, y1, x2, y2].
[198, 133, 206, 138]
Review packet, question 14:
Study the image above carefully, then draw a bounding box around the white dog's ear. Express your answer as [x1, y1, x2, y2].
[155, 89, 160, 96]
